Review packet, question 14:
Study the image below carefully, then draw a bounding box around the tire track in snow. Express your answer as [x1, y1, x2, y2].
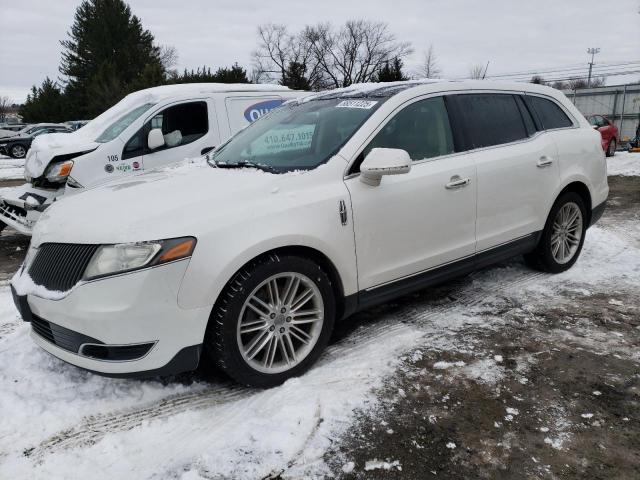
[26, 265, 554, 462]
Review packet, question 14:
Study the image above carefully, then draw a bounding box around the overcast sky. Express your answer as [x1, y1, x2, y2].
[1, 0, 639, 103]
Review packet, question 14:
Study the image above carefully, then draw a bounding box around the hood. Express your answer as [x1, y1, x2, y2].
[25, 131, 99, 179]
[0, 129, 20, 141]
[31, 161, 319, 246]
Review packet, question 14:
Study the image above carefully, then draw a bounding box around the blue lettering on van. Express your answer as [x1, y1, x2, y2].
[244, 100, 285, 122]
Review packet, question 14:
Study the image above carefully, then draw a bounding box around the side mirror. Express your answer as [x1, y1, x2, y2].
[147, 128, 165, 150]
[360, 148, 411, 186]
[592, 125, 599, 130]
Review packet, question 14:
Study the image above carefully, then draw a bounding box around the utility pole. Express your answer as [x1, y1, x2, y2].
[587, 47, 600, 88]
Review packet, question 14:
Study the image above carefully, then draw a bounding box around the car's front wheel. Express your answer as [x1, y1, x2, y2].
[9, 144, 27, 159]
[606, 139, 616, 157]
[524, 192, 587, 273]
[205, 254, 336, 387]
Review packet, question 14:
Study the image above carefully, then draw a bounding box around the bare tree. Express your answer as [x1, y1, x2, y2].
[0, 96, 12, 123]
[468, 64, 485, 79]
[417, 45, 441, 79]
[252, 24, 325, 89]
[159, 45, 179, 75]
[304, 20, 412, 88]
[254, 20, 412, 90]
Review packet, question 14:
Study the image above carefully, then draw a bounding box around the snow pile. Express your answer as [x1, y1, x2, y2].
[607, 151, 640, 176]
[0, 156, 25, 180]
[10, 270, 70, 300]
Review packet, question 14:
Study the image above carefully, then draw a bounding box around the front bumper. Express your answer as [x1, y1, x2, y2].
[0, 184, 62, 235]
[11, 259, 211, 377]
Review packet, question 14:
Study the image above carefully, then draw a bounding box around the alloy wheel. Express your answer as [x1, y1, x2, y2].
[551, 202, 583, 264]
[11, 145, 26, 158]
[237, 272, 324, 374]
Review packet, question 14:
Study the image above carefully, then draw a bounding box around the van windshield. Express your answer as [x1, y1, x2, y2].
[95, 103, 155, 143]
[208, 97, 385, 172]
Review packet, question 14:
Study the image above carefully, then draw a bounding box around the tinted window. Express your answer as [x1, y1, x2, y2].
[363, 96, 454, 162]
[454, 94, 528, 149]
[515, 95, 539, 135]
[122, 127, 144, 160]
[525, 96, 573, 130]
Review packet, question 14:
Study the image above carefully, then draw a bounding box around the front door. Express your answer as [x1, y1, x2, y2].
[345, 96, 477, 292]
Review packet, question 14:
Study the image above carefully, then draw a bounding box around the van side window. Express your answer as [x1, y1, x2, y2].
[122, 127, 144, 160]
[454, 94, 528, 149]
[362, 96, 454, 163]
[148, 101, 209, 150]
[524, 96, 573, 130]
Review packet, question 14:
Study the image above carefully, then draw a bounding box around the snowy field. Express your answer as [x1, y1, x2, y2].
[0, 151, 638, 478]
[0, 154, 25, 181]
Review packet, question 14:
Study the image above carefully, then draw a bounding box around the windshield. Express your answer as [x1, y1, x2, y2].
[95, 103, 155, 143]
[208, 97, 385, 172]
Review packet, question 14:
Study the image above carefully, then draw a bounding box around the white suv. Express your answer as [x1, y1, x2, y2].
[11, 81, 608, 387]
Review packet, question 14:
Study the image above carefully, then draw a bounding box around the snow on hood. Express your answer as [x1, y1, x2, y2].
[0, 129, 20, 140]
[30, 162, 314, 246]
[25, 132, 99, 179]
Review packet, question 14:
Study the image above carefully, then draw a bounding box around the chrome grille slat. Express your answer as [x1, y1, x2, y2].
[28, 243, 100, 292]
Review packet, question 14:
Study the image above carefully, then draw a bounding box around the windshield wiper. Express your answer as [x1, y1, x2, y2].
[213, 160, 279, 174]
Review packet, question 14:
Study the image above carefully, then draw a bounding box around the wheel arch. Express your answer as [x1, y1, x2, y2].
[555, 181, 593, 225]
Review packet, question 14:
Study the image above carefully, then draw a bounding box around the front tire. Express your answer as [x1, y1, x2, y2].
[606, 139, 616, 157]
[9, 144, 27, 159]
[205, 254, 336, 388]
[524, 192, 587, 273]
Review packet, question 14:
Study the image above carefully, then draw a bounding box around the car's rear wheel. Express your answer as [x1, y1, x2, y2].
[606, 139, 616, 157]
[524, 192, 587, 273]
[205, 254, 336, 387]
[9, 144, 27, 159]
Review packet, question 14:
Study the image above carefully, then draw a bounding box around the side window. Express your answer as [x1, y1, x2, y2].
[148, 101, 209, 150]
[362, 96, 454, 163]
[524, 96, 573, 130]
[515, 95, 539, 136]
[454, 94, 528, 149]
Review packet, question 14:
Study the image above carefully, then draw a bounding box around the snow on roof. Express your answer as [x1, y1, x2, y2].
[127, 83, 291, 101]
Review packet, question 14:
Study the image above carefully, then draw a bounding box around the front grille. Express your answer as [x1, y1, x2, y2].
[28, 243, 100, 292]
[31, 315, 102, 353]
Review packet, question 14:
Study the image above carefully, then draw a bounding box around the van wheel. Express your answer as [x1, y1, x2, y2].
[606, 139, 616, 157]
[205, 254, 335, 388]
[524, 192, 587, 273]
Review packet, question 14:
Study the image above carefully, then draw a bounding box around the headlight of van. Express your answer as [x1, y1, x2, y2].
[83, 237, 196, 280]
[44, 160, 74, 183]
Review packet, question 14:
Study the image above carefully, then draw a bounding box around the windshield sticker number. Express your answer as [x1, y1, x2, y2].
[247, 125, 316, 156]
[335, 100, 378, 109]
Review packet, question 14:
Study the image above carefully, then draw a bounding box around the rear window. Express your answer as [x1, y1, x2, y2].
[524, 96, 573, 130]
[454, 93, 528, 149]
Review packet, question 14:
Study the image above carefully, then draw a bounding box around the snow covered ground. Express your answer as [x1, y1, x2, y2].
[607, 150, 640, 176]
[0, 155, 25, 180]
[0, 153, 638, 478]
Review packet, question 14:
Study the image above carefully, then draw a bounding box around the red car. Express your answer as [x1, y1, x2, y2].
[588, 115, 618, 157]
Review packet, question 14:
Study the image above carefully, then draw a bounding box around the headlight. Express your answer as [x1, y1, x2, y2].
[83, 237, 196, 280]
[44, 160, 74, 183]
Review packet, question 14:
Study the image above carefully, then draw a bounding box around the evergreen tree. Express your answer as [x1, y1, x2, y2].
[59, 0, 164, 117]
[19, 78, 67, 123]
[280, 61, 311, 90]
[375, 58, 408, 82]
[171, 63, 250, 84]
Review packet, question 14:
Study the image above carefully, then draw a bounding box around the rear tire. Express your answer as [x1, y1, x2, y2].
[204, 254, 336, 388]
[524, 192, 587, 273]
[606, 139, 616, 157]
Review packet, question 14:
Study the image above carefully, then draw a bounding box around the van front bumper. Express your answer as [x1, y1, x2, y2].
[0, 184, 61, 235]
[11, 259, 212, 378]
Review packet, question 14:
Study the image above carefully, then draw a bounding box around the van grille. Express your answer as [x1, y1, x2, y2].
[28, 243, 100, 292]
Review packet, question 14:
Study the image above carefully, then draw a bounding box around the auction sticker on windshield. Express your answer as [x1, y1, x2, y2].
[335, 100, 378, 109]
[247, 124, 316, 155]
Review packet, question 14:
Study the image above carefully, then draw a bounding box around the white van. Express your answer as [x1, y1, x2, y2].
[0, 83, 303, 235]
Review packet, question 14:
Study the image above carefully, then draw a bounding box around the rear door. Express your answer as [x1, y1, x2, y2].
[448, 92, 560, 251]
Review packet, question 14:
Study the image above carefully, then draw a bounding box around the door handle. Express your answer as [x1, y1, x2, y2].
[445, 175, 471, 189]
[537, 156, 553, 168]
